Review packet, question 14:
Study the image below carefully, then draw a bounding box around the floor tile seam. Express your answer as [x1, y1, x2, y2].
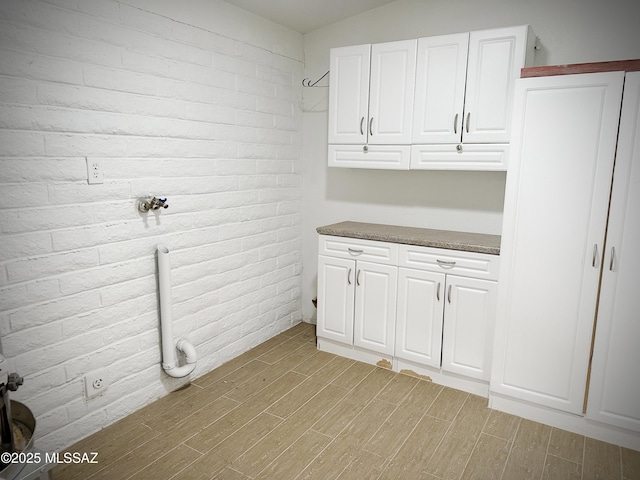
[256, 338, 312, 365]
[197, 359, 272, 390]
[369, 379, 440, 456]
[143, 394, 244, 436]
[618, 444, 625, 480]
[545, 452, 584, 470]
[223, 367, 307, 405]
[479, 430, 517, 443]
[374, 374, 422, 407]
[211, 413, 289, 477]
[351, 391, 408, 456]
[222, 466, 250, 480]
[291, 353, 352, 378]
[186, 399, 285, 455]
[213, 411, 288, 456]
[93, 444, 169, 480]
[319, 391, 399, 455]
[580, 433, 587, 480]
[498, 416, 522, 480]
[122, 442, 197, 480]
[323, 366, 398, 422]
[421, 387, 468, 425]
[265, 377, 352, 423]
[98, 424, 166, 459]
[340, 450, 388, 480]
[290, 429, 354, 480]
[245, 339, 297, 367]
[168, 459, 197, 480]
[77, 407, 164, 451]
[420, 410, 471, 479]
[157, 398, 250, 452]
[377, 410, 440, 469]
[537, 424, 554, 480]
[67, 423, 160, 464]
[329, 364, 376, 392]
[457, 403, 495, 479]
[248, 427, 333, 479]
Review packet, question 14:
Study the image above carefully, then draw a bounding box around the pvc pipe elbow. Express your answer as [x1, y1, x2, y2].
[176, 338, 197, 365]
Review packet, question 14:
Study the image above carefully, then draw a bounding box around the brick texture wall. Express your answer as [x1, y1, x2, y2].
[0, 0, 303, 451]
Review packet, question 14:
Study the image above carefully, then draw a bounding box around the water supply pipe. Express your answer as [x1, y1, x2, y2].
[157, 245, 197, 378]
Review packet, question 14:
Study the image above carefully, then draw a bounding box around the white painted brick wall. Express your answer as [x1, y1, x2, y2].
[0, 0, 303, 452]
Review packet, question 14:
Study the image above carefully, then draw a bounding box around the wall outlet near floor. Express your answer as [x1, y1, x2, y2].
[84, 369, 109, 399]
[86, 157, 104, 184]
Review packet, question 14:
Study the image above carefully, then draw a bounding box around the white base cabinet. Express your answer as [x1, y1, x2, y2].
[316, 255, 355, 345]
[396, 271, 497, 381]
[395, 268, 444, 368]
[317, 234, 499, 395]
[353, 261, 398, 356]
[441, 275, 496, 381]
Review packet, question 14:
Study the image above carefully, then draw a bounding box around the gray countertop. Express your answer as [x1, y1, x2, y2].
[316, 221, 501, 255]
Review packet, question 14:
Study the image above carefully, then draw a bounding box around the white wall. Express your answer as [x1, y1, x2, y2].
[300, 0, 640, 322]
[0, 0, 303, 451]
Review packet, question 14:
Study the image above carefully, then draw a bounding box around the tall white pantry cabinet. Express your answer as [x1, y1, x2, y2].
[491, 69, 640, 447]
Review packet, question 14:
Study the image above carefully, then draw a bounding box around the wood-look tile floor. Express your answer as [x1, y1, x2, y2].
[53, 322, 640, 480]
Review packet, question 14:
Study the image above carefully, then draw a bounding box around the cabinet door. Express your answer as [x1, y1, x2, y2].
[395, 268, 445, 367]
[328, 44, 371, 144]
[587, 72, 640, 431]
[442, 276, 496, 380]
[463, 26, 529, 143]
[353, 261, 398, 355]
[368, 39, 417, 145]
[317, 255, 355, 345]
[491, 72, 625, 414]
[412, 33, 469, 144]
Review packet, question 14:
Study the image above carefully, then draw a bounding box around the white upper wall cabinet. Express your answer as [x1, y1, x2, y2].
[328, 40, 417, 145]
[412, 26, 532, 145]
[464, 26, 532, 143]
[368, 40, 417, 145]
[327, 25, 534, 170]
[327, 44, 371, 145]
[412, 32, 469, 144]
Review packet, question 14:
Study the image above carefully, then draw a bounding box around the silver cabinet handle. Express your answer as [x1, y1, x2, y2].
[465, 112, 470, 133]
[356, 269, 361, 286]
[360, 117, 365, 135]
[347, 268, 352, 285]
[436, 282, 441, 301]
[369, 117, 374, 136]
[592, 244, 599, 268]
[447, 284, 452, 304]
[454, 113, 459, 134]
[609, 246, 616, 271]
[436, 259, 456, 268]
[348, 248, 364, 256]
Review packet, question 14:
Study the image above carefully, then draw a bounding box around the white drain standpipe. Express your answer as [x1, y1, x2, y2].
[157, 245, 197, 378]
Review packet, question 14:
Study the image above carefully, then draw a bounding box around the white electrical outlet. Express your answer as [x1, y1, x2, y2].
[84, 369, 109, 399]
[86, 157, 104, 184]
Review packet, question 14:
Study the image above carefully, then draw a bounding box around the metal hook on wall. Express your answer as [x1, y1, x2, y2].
[302, 70, 329, 87]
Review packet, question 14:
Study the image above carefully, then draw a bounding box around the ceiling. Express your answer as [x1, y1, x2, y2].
[222, 0, 396, 34]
